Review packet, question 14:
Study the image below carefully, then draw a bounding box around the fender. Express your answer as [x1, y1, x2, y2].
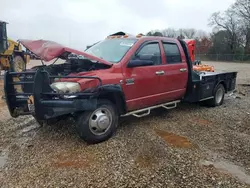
[214, 81, 227, 93]
[98, 84, 127, 115]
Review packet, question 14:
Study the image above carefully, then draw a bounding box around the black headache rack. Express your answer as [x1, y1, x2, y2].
[4, 69, 102, 120]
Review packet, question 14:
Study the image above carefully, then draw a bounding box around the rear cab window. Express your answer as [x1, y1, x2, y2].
[162, 42, 182, 64]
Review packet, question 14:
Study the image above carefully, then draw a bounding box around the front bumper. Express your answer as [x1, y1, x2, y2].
[29, 98, 97, 120]
[4, 69, 101, 120]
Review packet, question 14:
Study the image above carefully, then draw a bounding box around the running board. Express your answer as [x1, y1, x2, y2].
[121, 100, 180, 118]
[199, 96, 214, 102]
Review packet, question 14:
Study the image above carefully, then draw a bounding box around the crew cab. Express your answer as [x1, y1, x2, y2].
[4, 34, 237, 144]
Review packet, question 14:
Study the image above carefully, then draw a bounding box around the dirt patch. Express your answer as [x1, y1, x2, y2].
[155, 129, 195, 149]
[135, 154, 154, 168]
[51, 149, 99, 169]
[189, 117, 212, 126]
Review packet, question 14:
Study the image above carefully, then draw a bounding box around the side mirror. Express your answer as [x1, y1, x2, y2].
[127, 59, 154, 68]
[127, 53, 154, 68]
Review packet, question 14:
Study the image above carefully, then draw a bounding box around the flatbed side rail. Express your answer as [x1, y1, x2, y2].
[183, 71, 238, 103]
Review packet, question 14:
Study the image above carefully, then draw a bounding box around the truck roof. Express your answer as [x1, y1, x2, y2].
[106, 35, 180, 43]
[107, 31, 180, 42]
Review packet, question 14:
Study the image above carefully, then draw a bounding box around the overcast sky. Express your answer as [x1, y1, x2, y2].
[0, 0, 235, 51]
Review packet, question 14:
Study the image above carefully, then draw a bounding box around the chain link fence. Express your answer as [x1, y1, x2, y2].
[196, 54, 250, 62]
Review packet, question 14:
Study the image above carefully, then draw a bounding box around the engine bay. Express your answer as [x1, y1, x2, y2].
[19, 57, 111, 94]
[31, 58, 111, 76]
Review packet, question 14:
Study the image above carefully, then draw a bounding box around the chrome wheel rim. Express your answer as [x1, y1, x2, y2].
[215, 88, 224, 104]
[89, 107, 112, 135]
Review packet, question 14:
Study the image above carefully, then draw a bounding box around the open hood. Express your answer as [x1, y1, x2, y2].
[18, 39, 112, 66]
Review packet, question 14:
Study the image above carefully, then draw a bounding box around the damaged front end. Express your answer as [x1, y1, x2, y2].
[4, 39, 109, 120]
[4, 69, 102, 120]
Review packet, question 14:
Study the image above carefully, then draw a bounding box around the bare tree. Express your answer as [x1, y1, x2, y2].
[182, 28, 196, 39]
[153, 31, 163, 36]
[146, 28, 206, 40]
[146, 31, 153, 36]
[146, 30, 163, 36]
[232, 0, 250, 53]
[209, 10, 241, 54]
[232, 0, 250, 20]
[195, 30, 208, 39]
[162, 28, 178, 38]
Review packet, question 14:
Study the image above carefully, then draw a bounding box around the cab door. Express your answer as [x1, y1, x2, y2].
[159, 41, 188, 101]
[122, 41, 167, 111]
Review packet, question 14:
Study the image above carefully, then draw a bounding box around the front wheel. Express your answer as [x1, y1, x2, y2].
[76, 99, 118, 144]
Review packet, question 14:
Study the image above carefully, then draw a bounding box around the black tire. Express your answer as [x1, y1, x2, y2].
[76, 99, 118, 144]
[204, 84, 225, 107]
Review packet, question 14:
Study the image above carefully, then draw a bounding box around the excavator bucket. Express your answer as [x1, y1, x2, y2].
[0, 21, 8, 54]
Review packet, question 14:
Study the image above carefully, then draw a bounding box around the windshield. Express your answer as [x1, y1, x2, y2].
[85, 38, 137, 63]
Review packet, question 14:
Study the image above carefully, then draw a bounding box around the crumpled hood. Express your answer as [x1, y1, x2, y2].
[19, 39, 112, 66]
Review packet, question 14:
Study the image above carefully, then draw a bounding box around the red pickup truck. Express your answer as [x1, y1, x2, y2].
[4, 35, 237, 144]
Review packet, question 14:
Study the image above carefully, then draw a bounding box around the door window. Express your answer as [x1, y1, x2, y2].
[163, 43, 182, 64]
[133, 43, 162, 65]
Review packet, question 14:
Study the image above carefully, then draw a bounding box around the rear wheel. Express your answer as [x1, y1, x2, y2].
[203, 84, 225, 107]
[76, 99, 118, 144]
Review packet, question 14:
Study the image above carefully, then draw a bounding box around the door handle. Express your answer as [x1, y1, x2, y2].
[180, 68, 187, 72]
[155, 71, 165, 75]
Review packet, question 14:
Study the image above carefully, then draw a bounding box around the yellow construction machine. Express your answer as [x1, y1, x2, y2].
[0, 20, 30, 73]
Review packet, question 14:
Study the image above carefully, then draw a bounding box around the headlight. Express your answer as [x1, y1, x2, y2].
[50, 82, 81, 93]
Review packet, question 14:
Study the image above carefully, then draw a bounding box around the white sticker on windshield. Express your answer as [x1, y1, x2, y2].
[120, 42, 134, 47]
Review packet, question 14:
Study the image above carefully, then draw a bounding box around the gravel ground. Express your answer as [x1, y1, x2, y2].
[0, 61, 250, 187]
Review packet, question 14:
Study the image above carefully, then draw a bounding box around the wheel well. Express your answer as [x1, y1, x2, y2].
[98, 92, 127, 115]
[217, 81, 227, 93]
